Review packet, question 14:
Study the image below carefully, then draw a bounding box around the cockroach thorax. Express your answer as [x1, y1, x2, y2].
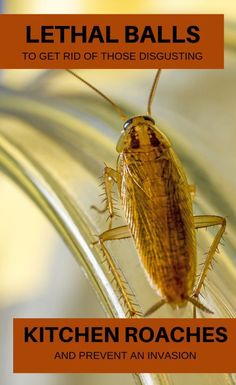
[116, 115, 171, 153]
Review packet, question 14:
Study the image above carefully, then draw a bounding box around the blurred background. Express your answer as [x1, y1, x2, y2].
[0, 1, 236, 385]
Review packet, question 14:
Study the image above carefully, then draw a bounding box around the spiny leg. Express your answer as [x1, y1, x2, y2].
[91, 166, 120, 229]
[194, 215, 226, 296]
[192, 215, 226, 317]
[93, 225, 142, 317]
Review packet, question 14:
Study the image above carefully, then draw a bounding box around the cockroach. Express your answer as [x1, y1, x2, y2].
[67, 69, 226, 317]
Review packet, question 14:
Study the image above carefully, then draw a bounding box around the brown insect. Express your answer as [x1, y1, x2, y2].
[67, 69, 226, 317]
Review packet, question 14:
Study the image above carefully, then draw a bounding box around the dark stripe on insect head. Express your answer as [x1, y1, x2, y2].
[148, 128, 160, 147]
[150, 133, 160, 147]
[130, 128, 140, 149]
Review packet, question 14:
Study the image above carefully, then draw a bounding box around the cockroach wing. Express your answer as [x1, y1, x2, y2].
[118, 148, 196, 304]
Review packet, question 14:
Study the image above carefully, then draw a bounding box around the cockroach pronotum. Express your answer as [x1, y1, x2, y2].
[67, 69, 226, 318]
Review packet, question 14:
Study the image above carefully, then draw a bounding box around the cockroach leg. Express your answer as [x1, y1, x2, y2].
[91, 166, 121, 229]
[92, 225, 131, 245]
[144, 299, 166, 317]
[192, 215, 226, 316]
[92, 225, 142, 317]
[187, 295, 213, 318]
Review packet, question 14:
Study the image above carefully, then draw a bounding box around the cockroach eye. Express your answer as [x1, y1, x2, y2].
[123, 117, 134, 131]
[143, 116, 155, 125]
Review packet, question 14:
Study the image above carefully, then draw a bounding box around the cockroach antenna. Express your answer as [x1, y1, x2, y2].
[65, 69, 128, 121]
[147, 69, 162, 117]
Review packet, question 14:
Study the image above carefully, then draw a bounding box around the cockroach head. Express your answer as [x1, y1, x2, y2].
[116, 115, 170, 153]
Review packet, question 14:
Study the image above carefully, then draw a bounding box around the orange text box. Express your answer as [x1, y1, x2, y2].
[13, 318, 235, 373]
[0, 14, 223, 69]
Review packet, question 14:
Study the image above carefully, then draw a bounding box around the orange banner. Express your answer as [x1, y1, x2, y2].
[0, 14, 223, 69]
[13, 318, 235, 373]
